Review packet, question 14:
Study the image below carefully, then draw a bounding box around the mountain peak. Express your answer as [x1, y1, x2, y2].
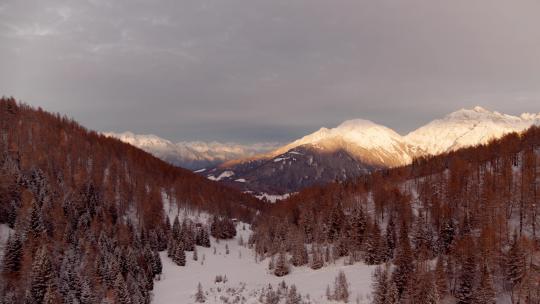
[473, 105, 489, 113]
[406, 106, 540, 155]
[336, 119, 380, 130]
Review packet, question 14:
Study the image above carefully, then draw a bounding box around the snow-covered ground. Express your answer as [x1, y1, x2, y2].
[152, 223, 376, 304]
[0, 224, 13, 259]
[254, 193, 292, 203]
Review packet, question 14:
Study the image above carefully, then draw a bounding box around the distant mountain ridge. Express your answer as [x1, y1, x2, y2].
[103, 131, 280, 170]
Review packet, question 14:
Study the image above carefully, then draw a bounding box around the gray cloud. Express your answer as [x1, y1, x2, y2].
[1, 0, 540, 142]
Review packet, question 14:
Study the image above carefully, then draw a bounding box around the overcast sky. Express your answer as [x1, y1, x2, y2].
[1, 0, 540, 143]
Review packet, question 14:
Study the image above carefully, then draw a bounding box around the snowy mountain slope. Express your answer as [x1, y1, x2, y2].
[271, 119, 415, 166]
[207, 106, 540, 195]
[405, 106, 540, 155]
[103, 132, 279, 170]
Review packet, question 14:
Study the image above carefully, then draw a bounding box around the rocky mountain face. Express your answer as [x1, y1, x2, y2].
[206, 107, 540, 195]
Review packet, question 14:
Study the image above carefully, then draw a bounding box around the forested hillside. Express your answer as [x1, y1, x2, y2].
[252, 126, 540, 303]
[0, 98, 263, 303]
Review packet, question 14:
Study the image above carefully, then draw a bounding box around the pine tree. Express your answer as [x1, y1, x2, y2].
[333, 271, 349, 303]
[455, 253, 477, 304]
[114, 273, 132, 304]
[195, 282, 205, 303]
[173, 243, 186, 266]
[80, 279, 94, 304]
[372, 266, 389, 304]
[25, 246, 52, 304]
[274, 251, 290, 277]
[310, 245, 323, 270]
[392, 222, 414, 297]
[167, 236, 175, 258]
[505, 235, 526, 295]
[385, 216, 397, 260]
[410, 264, 438, 304]
[193, 246, 198, 261]
[152, 251, 162, 276]
[27, 200, 44, 238]
[286, 284, 302, 304]
[172, 216, 181, 241]
[474, 264, 495, 304]
[349, 205, 367, 251]
[435, 255, 448, 299]
[42, 284, 59, 304]
[291, 234, 308, 266]
[438, 218, 455, 254]
[1, 233, 22, 274]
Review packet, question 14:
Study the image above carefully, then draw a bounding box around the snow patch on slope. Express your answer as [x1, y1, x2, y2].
[0, 224, 14, 259]
[208, 170, 235, 181]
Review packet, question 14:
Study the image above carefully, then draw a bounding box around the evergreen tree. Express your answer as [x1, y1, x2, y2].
[505, 235, 526, 294]
[1, 233, 22, 274]
[193, 246, 198, 261]
[167, 237, 174, 258]
[80, 279, 94, 304]
[456, 253, 477, 304]
[435, 255, 448, 299]
[274, 251, 290, 277]
[410, 264, 438, 304]
[333, 270, 349, 303]
[327, 202, 345, 242]
[349, 205, 367, 250]
[26, 247, 52, 304]
[195, 282, 205, 303]
[42, 284, 59, 304]
[291, 237, 308, 267]
[438, 218, 455, 254]
[384, 216, 397, 260]
[27, 200, 44, 238]
[392, 222, 414, 297]
[173, 243, 186, 266]
[114, 273, 132, 304]
[474, 264, 495, 304]
[25, 246, 53, 304]
[152, 250, 162, 276]
[286, 284, 302, 304]
[372, 266, 389, 304]
[172, 216, 181, 241]
[310, 245, 323, 270]
[364, 222, 383, 265]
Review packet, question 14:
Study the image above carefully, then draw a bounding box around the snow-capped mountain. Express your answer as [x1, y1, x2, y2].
[106, 107, 540, 195]
[405, 106, 540, 155]
[270, 119, 416, 166]
[103, 132, 279, 170]
[207, 106, 540, 194]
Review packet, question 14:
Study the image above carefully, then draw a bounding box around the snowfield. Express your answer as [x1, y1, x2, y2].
[152, 223, 377, 304]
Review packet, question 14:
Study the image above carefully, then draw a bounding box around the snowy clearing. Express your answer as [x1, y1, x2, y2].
[152, 224, 376, 304]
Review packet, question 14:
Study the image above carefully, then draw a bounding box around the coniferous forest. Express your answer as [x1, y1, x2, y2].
[0, 98, 262, 303]
[252, 122, 540, 303]
[1, 98, 539, 303]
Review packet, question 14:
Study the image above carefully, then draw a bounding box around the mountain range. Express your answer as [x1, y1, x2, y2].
[103, 131, 280, 170]
[108, 106, 540, 195]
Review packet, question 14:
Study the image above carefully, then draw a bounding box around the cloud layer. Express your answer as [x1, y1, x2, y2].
[1, 0, 540, 142]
